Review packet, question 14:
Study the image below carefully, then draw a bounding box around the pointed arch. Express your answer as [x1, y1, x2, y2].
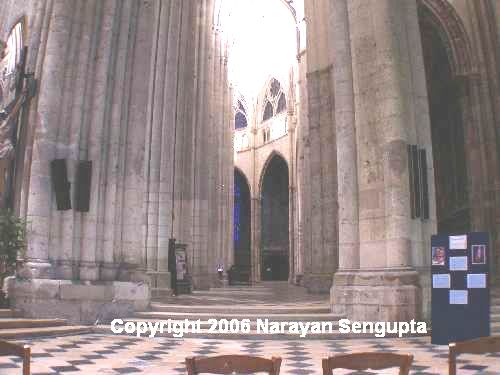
[417, 0, 477, 77]
[263, 101, 273, 122]
[259, 152, 289, 281]
[277, 92, 287, 113]
[234, 167, 252, 275]
[258, 150, 289, 195]
[261, 77, 287, 122]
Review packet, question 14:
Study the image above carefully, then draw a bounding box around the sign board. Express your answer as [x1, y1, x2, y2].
[175, 245, 187, 281]
[431, 232, 490, 345]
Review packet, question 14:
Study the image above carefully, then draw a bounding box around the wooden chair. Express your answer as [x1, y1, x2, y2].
[0, 339, 30, 375]
[322, 352, 413, 375]
[186, 354, 281, 374]
[449, 336, 500, 375]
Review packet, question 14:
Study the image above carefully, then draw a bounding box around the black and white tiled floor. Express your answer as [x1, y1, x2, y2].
[1, 334, 500, 374]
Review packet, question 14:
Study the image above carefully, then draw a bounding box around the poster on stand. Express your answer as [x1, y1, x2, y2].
[431, 232, 490, 345]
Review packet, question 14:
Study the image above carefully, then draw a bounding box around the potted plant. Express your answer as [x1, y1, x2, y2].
[0, 209, 26, 307]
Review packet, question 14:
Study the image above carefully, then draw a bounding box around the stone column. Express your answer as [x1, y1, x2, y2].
[329, 0, 359, 272]
[157, 0, 182, 279]
[124, 0, 154, 282]
[251, 196, 261, 283]
[331, 0, 423, 321]
[301, 0, 337, 293]
[191, 0, 214, 288]
[21, 0, 73, 280]
[288, 118, 296, 284]
[7, 0, 152, 323]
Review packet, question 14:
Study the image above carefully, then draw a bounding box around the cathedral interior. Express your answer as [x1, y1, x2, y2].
[0, 1, 500, 368]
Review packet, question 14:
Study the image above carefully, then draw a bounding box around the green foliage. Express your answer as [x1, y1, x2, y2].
[0, 209, 26, 277]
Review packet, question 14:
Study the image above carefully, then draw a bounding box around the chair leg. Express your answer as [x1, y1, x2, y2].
[322, 358, 331, 375]
[23, 347, 30, 375]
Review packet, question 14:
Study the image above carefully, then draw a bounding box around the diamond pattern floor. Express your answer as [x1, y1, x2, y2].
[0, 334, 499, 374]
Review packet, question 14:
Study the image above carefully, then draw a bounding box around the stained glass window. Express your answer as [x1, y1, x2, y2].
[235, 112, 248, 129]
[270, 78, 280, 97]
[238, 101, 246, 114]
[263, 101, 273, 121]
[277, 93, 286, 113]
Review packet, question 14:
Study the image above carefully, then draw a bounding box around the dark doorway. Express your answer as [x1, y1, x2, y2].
[420, 14, 470, 234]
[233, 169, 251, 280]
[261, 154, 289, 281]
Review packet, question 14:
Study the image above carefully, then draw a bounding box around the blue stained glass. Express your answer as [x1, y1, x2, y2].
[235, 112, 248, 129]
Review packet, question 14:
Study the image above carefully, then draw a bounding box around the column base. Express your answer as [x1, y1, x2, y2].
[54, 260, 75, 280]
[147, 270, 172, 298]
[302, 273, 333, 294]
[79, 262, 100, 281]
[331, 269, 422, 321]
[100, 263, 119, 281]
[16, 260, 54, 279]
[3, 277, 150, 324]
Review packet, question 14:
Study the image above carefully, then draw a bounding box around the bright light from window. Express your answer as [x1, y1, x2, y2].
[221, 0, 297, 102]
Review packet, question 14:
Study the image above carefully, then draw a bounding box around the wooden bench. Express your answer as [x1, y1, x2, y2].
[449, 336, 500, 375]
[186, 354, 281, 374]
[0, 339, 30, 375]
[322, 352, 413, 375]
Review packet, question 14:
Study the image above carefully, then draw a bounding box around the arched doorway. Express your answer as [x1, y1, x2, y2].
[234, 169, 251, 272]
[260, 154, 289, 281]
[419, 6, 470, 234]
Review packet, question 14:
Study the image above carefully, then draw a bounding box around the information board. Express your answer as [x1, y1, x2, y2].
[431, 232, 490, 345]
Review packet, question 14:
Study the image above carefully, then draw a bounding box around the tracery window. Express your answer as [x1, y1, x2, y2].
[261, 78, 287, 122]
[234, 99, 248, 129]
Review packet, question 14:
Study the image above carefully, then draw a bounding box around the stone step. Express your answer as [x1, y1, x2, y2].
[188, 289, 285, 296]
[0, 326, 92, 339]
[134, 311, 342, 322]
[150, 303, 331, 315]
[0, 318, 67, 329]
[210, 285, 269, 290]
[491, 305, 500, 314]
[0, 309, 14, 318]
[151, 288, 172, 300]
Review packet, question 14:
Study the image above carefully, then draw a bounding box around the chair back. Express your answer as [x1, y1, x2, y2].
[0, 339, 30, 375]
[186, 354, 281, 374]
[322, 352, 413, 375]
[449, 336, 500, 375]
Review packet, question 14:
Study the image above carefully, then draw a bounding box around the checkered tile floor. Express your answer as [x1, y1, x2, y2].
[1, 334, 499, 374]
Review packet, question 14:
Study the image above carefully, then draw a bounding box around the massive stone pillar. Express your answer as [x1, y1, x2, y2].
[5, 0, 154, 323]
[4, 0, 233, 320]
[331, 0, 432, 321]
[300, 0, 338, 294]
[329, 0, 359, 273]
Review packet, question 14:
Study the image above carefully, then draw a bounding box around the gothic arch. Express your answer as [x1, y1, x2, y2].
[234, 166, 251, 196]
[234, 167, 252, 276]
[258, 150, 289, 196]
[417, 0, 477, 77]
[260, 77, 287, 123]
[418, 0, 500, 280]
[259, 152, 290, 281]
